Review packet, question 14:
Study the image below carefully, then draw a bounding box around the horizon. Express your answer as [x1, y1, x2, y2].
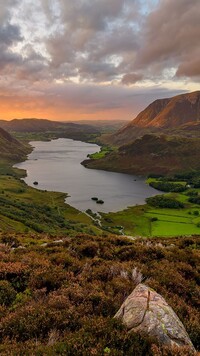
[1, 89, 200, 123]
[0, 0, 199, 121]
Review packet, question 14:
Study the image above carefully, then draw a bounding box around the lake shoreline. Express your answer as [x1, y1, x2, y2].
[14, 138, 159, 214]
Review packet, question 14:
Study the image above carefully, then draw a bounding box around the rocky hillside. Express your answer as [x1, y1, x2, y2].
[0, 127, 30, 161]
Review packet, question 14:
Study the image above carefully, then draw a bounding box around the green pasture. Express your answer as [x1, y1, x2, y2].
[102, 191, 200, 237]
[88, 145, 115, 160]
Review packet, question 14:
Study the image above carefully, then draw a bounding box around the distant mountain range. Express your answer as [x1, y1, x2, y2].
[0, 118, 99, 134]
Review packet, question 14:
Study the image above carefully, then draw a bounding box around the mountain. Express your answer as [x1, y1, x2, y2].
[104, 91, 200, 146]
[0, 127, 30, 161]
[83, 134, 200, 175]
[129, 91, 200, 128]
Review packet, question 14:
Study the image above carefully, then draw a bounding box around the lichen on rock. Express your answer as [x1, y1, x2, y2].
[114, 284, 195, 353]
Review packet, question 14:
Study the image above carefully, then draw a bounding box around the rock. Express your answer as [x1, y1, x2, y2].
[41, 240, 64, 248]
[114, 284, 195, 352]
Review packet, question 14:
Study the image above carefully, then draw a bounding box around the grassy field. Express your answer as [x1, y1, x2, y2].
[88, 145, 116, 159]
[101, 188, 200, 237]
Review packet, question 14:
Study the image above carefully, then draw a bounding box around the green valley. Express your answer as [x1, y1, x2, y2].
[1, 92, 200, 355]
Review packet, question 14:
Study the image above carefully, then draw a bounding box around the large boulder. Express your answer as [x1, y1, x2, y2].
[114, 284, 195, 352]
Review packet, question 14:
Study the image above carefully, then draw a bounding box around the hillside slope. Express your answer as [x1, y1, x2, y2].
[0, 127, 30, 161]
[83, 134, 200, 175]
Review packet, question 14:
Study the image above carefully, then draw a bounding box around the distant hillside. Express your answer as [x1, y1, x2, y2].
[83, 134, 200, 175]
[0, 118, 99, 133]
[0, 127, 30, 161]
[0, 118, 58, 132]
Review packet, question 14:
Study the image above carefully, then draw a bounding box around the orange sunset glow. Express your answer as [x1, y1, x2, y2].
[0, 0, 199, 121]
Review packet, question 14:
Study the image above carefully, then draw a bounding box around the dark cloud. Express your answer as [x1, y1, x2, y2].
[176, 58, 200, 78]
[0, 1, 23, 71]
[121, 73, 143, 85]
[0, 24, 22, 45]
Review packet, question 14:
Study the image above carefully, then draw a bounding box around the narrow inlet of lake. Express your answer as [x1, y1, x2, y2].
[15, 138, 159, 213]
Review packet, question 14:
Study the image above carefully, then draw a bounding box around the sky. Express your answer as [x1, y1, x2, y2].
[0, 0, 199, 121]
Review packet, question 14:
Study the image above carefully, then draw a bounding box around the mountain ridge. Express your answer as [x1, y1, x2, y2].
[128, 90, 200, 128]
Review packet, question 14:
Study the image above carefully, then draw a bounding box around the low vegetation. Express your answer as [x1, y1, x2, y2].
[0, 233, 199, 355]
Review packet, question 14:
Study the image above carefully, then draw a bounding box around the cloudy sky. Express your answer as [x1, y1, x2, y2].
[0, 0, 199, 121]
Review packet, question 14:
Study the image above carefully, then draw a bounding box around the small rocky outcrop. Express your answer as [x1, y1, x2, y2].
[114, 284, 195, 352]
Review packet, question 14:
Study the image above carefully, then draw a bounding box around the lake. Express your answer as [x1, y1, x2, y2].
[15, 138, 159, 213]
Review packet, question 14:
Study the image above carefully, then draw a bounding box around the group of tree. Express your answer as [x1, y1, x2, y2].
[149, 180, 186, 193]
[146, 195, 184, 209]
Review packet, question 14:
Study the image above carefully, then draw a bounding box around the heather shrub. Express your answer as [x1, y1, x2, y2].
[0, 280, 16, 306]
[29, 266, 66, 292]
[0, 261, 29, 292]
[78, 241, 99, 258]
[0, 233, 199, 354]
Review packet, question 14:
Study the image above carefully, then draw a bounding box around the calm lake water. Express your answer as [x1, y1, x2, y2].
[15, 138, 158, 213]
